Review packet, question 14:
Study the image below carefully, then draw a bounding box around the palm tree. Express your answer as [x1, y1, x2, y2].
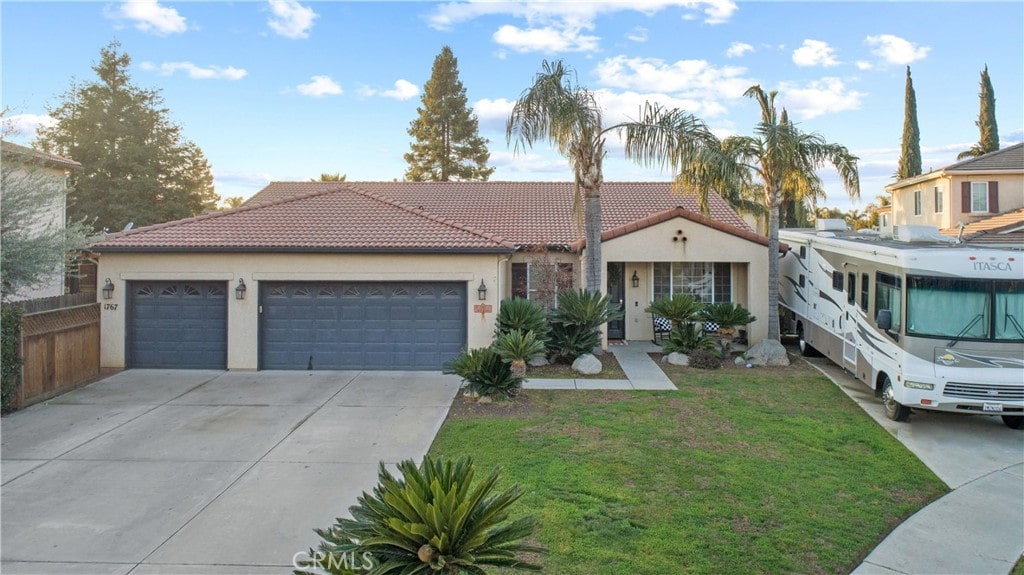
[507, 61, 718, 294]
[622, 86, 859, 342]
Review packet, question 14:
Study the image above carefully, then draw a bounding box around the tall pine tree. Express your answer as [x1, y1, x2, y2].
[404, 46, 494, 182]
[958, 65, 1000, 160]
[35, 42, 218, 232]
[896, 66, 921, 180]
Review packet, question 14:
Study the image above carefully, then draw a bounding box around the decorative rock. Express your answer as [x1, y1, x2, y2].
[734, 356, 746, 365]
[572, 353, 603, 375]
[477, 395, 493, 404]
[744, 339, 791, 367]
[666, 352, 690, 366]
[463, 389, 480, 398]
[528, 356, 550, 367]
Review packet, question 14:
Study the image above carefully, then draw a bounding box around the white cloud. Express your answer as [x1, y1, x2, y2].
[267, 0, 317, 39]
[725, 41, 753, 58]
[140, 61, 247, 80]
[361, 79, 420, 101]
[777, 77, 864, 120]
[493, 24, 599, 53]
[627, 26, 649, 43]
[865, 34, 930, 65]
[594, 55, 755, 103]
[855, 60, 873, 71]
[2, 113, 56, 139]
[489, 150, 572, 175]
[295, 75, 342, 97]
[109, 0, 187, 35]
[792, 39, 840, 67]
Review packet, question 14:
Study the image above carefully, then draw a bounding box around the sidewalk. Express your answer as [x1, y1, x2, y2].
[523, 341, 676, 391]
[805, 357, 1024, 575]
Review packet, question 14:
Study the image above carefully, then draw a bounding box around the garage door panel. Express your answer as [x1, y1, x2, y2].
[128, 281, 227, 369]
[260, 281, 466, 370]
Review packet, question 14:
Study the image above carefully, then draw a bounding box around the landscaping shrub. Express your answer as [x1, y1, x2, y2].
[1, 306, 23, 412]
[688, 348, 722, 370]
[661, 323, 717, 355]
[645, 294, 705, 328]
[547, 289, 623, 362]
[301, 455, 542, 575]
[444, 347, 522, 398]
[495, 297, 549, 345]
[493, 329, 546, 379]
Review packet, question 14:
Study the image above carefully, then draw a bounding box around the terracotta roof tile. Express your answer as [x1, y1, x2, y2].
[940, 208, 1024, 246]
[1, 140, 81, 170]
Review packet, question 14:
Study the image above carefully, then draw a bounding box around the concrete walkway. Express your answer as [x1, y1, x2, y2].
[804, 356, 1024, 575]
[523, 341, 676, 391]
[1, 369, 462, 574]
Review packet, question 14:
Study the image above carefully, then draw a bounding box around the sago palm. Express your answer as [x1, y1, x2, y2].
[492, 329, 546, 379]
[645, 294, 705, 329]
[304, 456, 542, 575]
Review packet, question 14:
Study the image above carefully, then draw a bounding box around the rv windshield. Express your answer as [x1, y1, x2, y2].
[906, 277, 1024, 342]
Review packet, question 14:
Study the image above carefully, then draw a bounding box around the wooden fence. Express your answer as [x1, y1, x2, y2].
[14, 301, 101, 408]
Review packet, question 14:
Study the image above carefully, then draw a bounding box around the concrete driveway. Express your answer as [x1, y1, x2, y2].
[1, 369, 462, 574]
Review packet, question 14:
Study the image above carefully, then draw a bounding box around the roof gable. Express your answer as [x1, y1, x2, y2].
[592, 206, 770, 248]
[1, 140, 81, 170]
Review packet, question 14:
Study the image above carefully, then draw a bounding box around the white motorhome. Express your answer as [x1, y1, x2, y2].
[779, 222, 1024, 429]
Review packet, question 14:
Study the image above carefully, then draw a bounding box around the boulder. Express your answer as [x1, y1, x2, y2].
[572, 353, 603, 375]
[745, 339, 790, 367]
[528, 356, 550, 367]
[665, 352, 690, 366]
[734, 356, 746, 366]
[477, 395, 493, 404]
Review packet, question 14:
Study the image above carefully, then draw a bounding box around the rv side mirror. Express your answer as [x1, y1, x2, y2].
[876, 309, 892, 331]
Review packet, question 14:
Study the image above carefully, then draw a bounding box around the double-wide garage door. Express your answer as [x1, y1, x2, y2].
[259, 281, 466, 370]
[127, 281, 228, 369]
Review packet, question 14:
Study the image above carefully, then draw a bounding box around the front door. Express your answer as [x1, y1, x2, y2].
[607, 262, 626, 339]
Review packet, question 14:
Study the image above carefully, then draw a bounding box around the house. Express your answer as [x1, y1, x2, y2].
[885, 143, 1024, 232]
[92, 182, 772, 371]
[0, 141, 81, 301]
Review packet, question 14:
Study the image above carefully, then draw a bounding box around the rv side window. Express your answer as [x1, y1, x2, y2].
[832, 272, 843, 291]
[799, 275, 805, 288]
[860, 273, 869, 311]
[847, 273, 856, 305]
[876, 273, 902, 332]
[799, 246, 807, 259]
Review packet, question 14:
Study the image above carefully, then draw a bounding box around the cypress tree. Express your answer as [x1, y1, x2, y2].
[896, 66, 921, 180]
[958, 65, 1000, 159]
[404, 46, 494, 181]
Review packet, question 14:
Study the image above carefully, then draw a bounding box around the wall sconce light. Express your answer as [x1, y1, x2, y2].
[477, 280, 487, 301]
[102, 278, 115, 300]
[631, 271, 640, 288]
[235, 278, 247, 300]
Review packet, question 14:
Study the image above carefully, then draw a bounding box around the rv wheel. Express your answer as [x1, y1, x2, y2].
[798, 328, 820, 357]
[881, 376, 910, 422]
[1002, 416, 1023, 430]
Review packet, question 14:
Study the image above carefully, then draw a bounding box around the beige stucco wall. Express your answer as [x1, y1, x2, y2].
[599, 216, 769, 344]
[890, 172, 1024, 229]
[97, 251, 506, 370]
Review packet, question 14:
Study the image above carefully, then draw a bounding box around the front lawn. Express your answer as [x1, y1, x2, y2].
[430, 361, 946, 574]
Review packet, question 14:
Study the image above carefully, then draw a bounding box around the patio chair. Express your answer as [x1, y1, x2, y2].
[652, 315, 672, 344]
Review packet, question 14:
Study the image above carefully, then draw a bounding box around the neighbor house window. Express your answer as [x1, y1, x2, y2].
[934, 186, 944, 213]
[913, 190, 922, 215]
[971, 182, 989, 213]
[511, 262, 573, 308]
[652, 262, 731, 303]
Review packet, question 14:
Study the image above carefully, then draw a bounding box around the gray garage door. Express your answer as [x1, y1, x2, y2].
[259, 281, 466, 370]
[127, 281, 228, 369]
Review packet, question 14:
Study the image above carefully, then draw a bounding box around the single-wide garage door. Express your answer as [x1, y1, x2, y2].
[127, 281, 228, 369]
[260, 281, 466, 370]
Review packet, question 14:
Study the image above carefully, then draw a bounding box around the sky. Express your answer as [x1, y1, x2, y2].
[3, 0, 1022, 213]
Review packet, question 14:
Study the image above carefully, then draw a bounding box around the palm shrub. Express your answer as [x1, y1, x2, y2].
[495, 298, 549, 345]
[492, 329, 546, 379]
[444, 347, 521, 398]
[303, 455, 542, 575]
[701, 302, 757, 354]
[546, 289, 623, 362]
[645, 294, 705, 328]
[662, 323, 717, 355]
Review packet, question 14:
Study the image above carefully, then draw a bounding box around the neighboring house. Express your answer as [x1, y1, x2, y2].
[92, 182, 771, 371]
[938, 207, 1024, 246]
[0, 141, 81, 301]
[886, 143, 1024, 232]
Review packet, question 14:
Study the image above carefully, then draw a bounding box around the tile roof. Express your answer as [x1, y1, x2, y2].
[95, 181, 757, 253]
[940, 208, 1024, 246]
[93, 186, 516, 253]
[1, 140, 81, 170]
[944, 143, 1024, 172]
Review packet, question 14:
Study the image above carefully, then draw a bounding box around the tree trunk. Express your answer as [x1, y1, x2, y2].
[584, 186, 602, 295]
[766, 182, 782, 342]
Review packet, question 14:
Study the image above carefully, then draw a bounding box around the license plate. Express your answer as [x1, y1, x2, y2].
[983, 402, 1004, 413]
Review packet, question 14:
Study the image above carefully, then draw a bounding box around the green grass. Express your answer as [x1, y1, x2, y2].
[430, 362, 947, 574]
